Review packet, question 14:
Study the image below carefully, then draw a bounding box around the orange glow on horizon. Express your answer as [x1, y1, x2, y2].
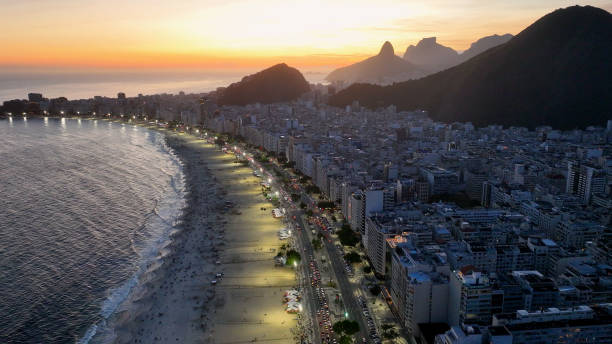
[0, 49, 371, 70]
[1, 0, 611, 71]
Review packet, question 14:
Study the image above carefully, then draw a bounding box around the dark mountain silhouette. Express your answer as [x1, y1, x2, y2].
[329, 6, 612, 129]
[403, 37, 459, 73]
[325, 41, 425, 86]
[217, 63, 310, 105]
[403, 35, 513, 74]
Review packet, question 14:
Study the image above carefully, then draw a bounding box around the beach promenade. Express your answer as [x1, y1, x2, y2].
[104, 128, 299, 344]
[198, 136, 297, 343]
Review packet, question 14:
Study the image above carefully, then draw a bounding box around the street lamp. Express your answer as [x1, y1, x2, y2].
[268, 178, 272, 183]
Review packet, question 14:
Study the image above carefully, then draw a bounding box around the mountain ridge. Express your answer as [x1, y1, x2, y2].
[328, 5, 612, 130]
[325, 41, 425, 86]
[403, 34, 513, 74]
[403, 37, 459, 72]
[459, 33, 513, 61]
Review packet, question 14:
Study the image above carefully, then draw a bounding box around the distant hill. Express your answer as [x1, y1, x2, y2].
[403, 37, 459, 73]
[459, 34, 513, 62]
[329, 6, 612, 129]
[403, 35, 512, 74]
[217, 63, 310, 106]
[325, 42, 425, 86]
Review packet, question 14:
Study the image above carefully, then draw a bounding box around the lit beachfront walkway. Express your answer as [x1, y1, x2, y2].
[175, 134, 298, 343]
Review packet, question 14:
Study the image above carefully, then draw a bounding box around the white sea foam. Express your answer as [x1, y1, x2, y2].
[79, 130, 187, 344]
[0, 119, 190, 343]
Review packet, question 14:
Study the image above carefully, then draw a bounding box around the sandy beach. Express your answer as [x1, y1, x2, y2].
[105, 130, 298, 344]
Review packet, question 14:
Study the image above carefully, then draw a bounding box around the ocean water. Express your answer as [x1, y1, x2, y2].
[0, 118, 186, 343]
[0, 69, 329, 101]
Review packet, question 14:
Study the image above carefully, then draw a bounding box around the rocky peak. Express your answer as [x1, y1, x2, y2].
[378, 41, 395, 57]
[417, 37, 438, 47]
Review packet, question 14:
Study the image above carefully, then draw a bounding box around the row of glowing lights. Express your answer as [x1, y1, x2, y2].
[6, 111, 152, 120]
[225, 134, 299, 312]
[7, 113, 158, 128]
[228, 144, 281, 198]
[189, 137, 283, 198]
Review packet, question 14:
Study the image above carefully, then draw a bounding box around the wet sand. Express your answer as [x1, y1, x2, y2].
[107, 131, 297, 344]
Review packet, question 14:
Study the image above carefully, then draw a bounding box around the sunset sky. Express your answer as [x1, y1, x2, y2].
[1, 0, 611, 70]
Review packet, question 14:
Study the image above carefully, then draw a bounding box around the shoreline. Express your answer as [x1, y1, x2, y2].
[99, 126, 298, 343]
